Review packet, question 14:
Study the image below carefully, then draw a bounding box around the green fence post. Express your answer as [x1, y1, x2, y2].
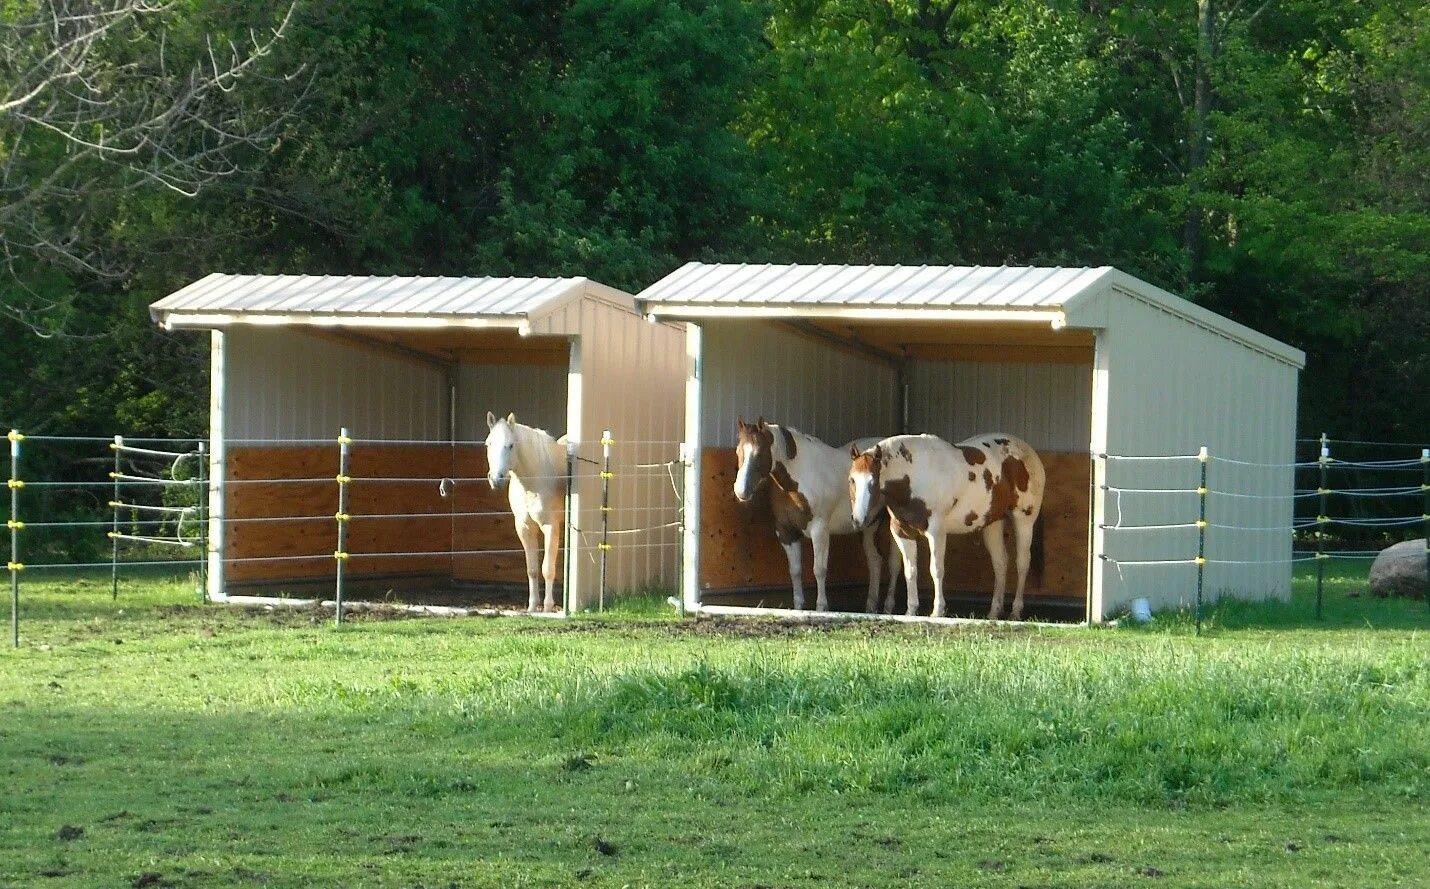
[335, 428, 351, 625]
[8, 430, 23, 648]
[1316, 433, 1330, 620]
[1421, 448, 1428, 613]
[110, 436, 123, 599]
[599, 431, 612, 613]
[196, 441, 207, 604]
[1195, 446, 1208, 636]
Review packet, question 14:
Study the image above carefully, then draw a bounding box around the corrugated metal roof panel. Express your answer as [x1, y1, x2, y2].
[637, 263, 1113, 309]
[151, 274, 590, 319]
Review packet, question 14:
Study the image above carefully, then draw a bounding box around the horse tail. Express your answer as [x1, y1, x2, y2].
[1031, 514, 1045, 584]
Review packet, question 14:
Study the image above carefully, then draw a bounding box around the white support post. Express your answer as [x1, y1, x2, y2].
[681, 323, 703, 615]
[206, 330, 227, 602]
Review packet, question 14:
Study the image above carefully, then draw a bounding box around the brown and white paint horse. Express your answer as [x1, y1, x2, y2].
[483, 412, 567, 612]
[735, 418, 901, 612]
[849, 433, 1045, 620]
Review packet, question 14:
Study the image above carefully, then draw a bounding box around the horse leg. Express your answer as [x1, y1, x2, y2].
[883, 535, 902, 614]
[893, 534, 920, 617]
[812, 522, 832, 612]
[1010, 509, 1038, 621]
[540, 521, 561, 612]
[516, 520, 542, 612]
[860, 526, 881, 613]
[784, 540, 805, 610]
[927, 522, 949, 618]
[982, 520, 1009, 620]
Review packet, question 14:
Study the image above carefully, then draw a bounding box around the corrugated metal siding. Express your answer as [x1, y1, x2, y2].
[906, 361, 1092, 452]
[1095, 289, 1298, 616]
[565, 301, 687, 605]
[641, 263, 1112, 308]
[224, 328, 445, 441]
[701, 320, 898, 448]
[154, 273, 586, 318]
[456, 364, 568, 441]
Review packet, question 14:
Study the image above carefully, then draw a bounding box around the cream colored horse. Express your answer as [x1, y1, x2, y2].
[849, 433, 1045, 620]
[484, 412, 568, 612]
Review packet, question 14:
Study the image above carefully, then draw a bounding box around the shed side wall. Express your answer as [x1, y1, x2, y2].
[574, 301, 688, 606]
[1094, 289, 1299, 616]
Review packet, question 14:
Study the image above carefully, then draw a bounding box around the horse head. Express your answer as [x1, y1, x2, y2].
[733, 416, 776, 503]
[484, 410, 519, 489]
[848, 444, 885, 528]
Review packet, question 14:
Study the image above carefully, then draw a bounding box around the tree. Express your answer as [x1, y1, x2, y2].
[0, 0, 300, 330]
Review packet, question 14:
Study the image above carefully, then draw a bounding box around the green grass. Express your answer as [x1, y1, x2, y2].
[1, 565, 1427, 887]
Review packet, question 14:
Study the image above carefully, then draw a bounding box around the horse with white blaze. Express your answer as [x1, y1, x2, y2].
[734, 418, 901, 612]
[481, 412, 568, 612]
[849, 433, 1045, 620]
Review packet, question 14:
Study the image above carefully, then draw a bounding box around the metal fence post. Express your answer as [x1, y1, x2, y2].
[1195, 446, 1208, 636]
[110, 435, 122, 599]
[196, 441, 207, 604]
[8, 430, 23, 648]
[599, 430, 612, 613]
[1316, 433, 1330, 620]
[335, 428, 352, 625]
[563, 447, 575, 615]
[1421, 448, 1428, 613]
[676, 442, 688, 619]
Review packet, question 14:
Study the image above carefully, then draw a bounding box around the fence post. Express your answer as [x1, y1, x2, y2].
[110, 435, 123, 599]
[1316, 433, 1330, 620]
[563, 446, 575, 615]
[599, 430, 612, 613]
[1421, 448, 1428, 613]
[334, 428, 352, 625]
[8, 430, 22, 648]
[676, 442, 688, 619]
[196, 441, 207, 604]
[1195, 446, 1209, 636]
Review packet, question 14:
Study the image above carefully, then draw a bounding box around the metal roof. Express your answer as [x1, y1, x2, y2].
[150, 274, 622, 329]
[637, 263, 1113, 309]
[637, 263, 1304, 367]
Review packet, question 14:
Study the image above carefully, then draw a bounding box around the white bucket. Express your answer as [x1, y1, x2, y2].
[1129, 597, 1153, 623]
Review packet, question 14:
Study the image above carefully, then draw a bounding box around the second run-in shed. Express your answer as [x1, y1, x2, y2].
[151, 274, 687, 610]
[638, 263, 1306, 621]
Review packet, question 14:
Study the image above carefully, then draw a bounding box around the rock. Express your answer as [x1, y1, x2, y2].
[1368, 539, 1427, 598]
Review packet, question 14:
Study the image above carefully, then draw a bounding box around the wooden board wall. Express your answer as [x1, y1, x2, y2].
[699, 449, 1089, 601]
[225, 445, 544, 587]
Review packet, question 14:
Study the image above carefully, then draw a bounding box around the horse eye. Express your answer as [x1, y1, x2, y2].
[506, 443, 514, 451]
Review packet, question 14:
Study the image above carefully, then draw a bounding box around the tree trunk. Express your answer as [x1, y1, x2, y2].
[1184, 0, 1217, 288]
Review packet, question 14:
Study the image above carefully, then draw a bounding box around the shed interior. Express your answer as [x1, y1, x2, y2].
[698, 317, 1095, 619]
[223, 325, 573, 603]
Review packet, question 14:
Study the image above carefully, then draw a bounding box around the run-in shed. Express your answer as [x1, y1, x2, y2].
[637, 264, 1305, 621]
[151, 274, 686, 610]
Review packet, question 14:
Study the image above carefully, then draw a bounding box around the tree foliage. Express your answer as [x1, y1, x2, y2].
[0, 0, 1424, 441]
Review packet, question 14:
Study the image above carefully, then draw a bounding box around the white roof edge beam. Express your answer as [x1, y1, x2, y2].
[638, 306, 1067, 324]
[158, 313, 527, 331]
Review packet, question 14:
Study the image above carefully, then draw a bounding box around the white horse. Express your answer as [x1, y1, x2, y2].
[735, 418, 901, 612]
[483, 412, 567, 612]
[849, 433, 1045, 620]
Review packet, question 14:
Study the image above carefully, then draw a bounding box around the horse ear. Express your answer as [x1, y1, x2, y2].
[850, 444, 860, 459]
[757, 416, 767, 428]
[872, 444, 883, 461]
[506, 412, 517, 424]
[736, 416, 747, 431]
[486, 411, 496, 429]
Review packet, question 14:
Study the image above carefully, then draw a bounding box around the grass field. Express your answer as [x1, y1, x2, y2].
[2, 561, 1426, 887]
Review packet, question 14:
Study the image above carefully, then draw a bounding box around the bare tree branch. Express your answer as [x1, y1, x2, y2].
[0, 0, 306, 319]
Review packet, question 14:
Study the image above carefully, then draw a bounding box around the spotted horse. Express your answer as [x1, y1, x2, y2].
[734, 418, 902, 612]
[848, 433, 1045, 620]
